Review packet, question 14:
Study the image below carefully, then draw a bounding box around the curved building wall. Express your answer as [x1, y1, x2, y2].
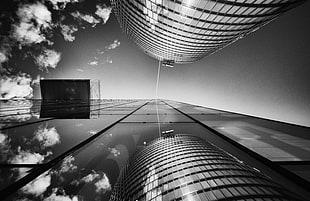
[110, 134, 304, 201]
[111, 0, 304, 64]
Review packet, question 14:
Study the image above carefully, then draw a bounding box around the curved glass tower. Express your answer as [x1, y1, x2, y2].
[110, 134, 304, 201]
[111, 0, 304, 64]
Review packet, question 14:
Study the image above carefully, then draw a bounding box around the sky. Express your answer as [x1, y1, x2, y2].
[0, 0, 310, 126]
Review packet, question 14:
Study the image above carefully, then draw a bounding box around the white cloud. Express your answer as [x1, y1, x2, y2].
[88, 60, 98, 66]
[81, 171, 111, 194]
[107, 40, 120, 50]
[59, 156, 77, 173]
[32, 75, 42, 86]
[33, 124, 60, 148]
[47, 0, 79, 10]
[9, 147, 51, 178]
[13, 3, 52, 46]
[0, 37, 12, 67]
[44, 192, 79, 201]
[0, 133, 8, 145]
[108, 147, 120, 157]
[71, 12, 99, 26]
[94, 173, 111, 194]
[102, 57, 113, 64]
[0, 52, 7, 64]
[21, 171, 51, 196]
[88, 130, 98, 135]
[0, 100, 33, 123]
[60, 24, 78, 42]
[76, 68, 84, 72]
[0, 73, 33, 99]
[95, 5, 112, 24]
[0, 132, 10, 162]
[35, 49, 61, 71]
[9, 147, 46, 164]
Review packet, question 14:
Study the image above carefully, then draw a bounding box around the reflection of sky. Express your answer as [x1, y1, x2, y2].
[1, 100, 310, 200]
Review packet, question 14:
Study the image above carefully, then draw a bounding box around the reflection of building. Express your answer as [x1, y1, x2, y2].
[112, 0, 304, 63]
[110, 134, 303, 201]
[1, 100, 310, 200]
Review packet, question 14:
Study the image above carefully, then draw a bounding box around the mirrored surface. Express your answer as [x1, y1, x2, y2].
[1, 99, 310, 200]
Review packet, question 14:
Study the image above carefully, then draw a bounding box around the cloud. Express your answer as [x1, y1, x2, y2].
[71, 12, 99, 27]
[32, 75, 42, 86]
[0, 132, 11, 162]
[102, 57, 112, 64]
[81, 171, 111, 194]
[88, 130, 98, 135]
[76, 68, 84, 72]
[44, 190, 79, 201]
[107, 40, 120, 50]
[35, 49, 61, 71]
[59, 156, 77, 173]
[0, 36, 12, 68]
[47, 0, 80, 10]
[0, 100, 33, 122]
[9, 147, 46, 164]
[0, 73, 33, 99]
[88, 60, 98, 66]
[33, 124, 60, 148]
[21, 171, 51, 196]
[9, 147, 51, 178]
[108, 147, 120, 157]
[95, 5, 112, 24]
[12, 2, 52, 46]
[60, 24, 78, 42]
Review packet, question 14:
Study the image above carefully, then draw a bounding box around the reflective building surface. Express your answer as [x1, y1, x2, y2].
[0, 99, 310, 200]
[110, 134, 303, 201]
[111, 0, 305, 63]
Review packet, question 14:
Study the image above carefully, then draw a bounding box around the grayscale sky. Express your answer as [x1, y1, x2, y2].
[1, 0, 310, 126]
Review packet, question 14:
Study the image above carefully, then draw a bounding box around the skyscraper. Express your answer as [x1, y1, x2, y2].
[111, 0, 305, 63]
[110, 134, 304, 201]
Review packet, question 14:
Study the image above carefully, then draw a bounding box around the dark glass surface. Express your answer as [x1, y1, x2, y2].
[0, 99, 309, 200]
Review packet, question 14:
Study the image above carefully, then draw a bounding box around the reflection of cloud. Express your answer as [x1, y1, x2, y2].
[21, 171, 51, 196]
[0, 132, 11, 162]
[47, 0, 79, 10]
[59, 156, 77, 173]
[44, 188, 79, 201]
[9, 147, 51, 178]
[72, 11, 99, 27]
[102, 57, 112, 64]
[0, 100, 33, 122]
[88, 60, 98, 66]
[88, 130, 98, 135]
[0, 36, 12, 67]
[31, 75, 42, 86]
[9, 147, 47, 164]
[76, 68, 84, 72]
[35, 49, 62, 71]
[81, 170, 111, 194]
[95, 4, 112, 24]
[60, 24, 78, 42]
[12, 2, 52, 46]
[34, 124, 60, 148]
[107, 40, 120, 50]
[108, 147, 120, 157]
[0, 73, 33, 99]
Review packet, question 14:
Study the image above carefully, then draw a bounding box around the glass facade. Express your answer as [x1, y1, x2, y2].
[0, 99, 309, 200]
[110, 134, 303, 201]
[111, 0, 304, 63]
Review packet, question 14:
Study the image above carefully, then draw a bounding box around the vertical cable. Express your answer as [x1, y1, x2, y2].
[155, 60, 161, 137]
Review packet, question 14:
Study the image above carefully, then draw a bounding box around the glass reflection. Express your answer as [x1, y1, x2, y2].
[1, 100, 309, 200]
